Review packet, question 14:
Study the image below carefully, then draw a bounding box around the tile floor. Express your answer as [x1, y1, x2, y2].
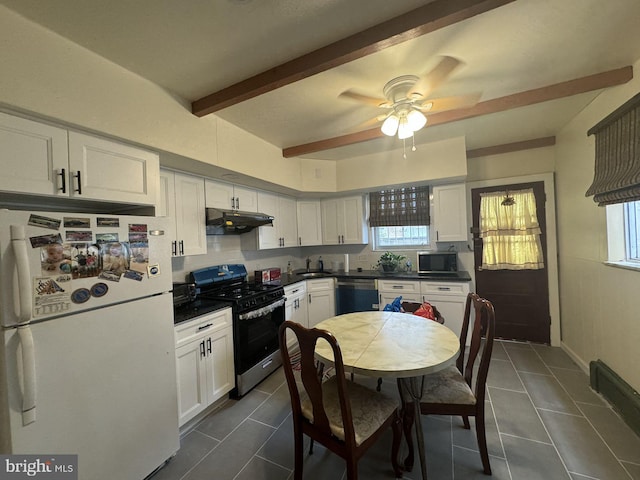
[151, 341, 640, 480]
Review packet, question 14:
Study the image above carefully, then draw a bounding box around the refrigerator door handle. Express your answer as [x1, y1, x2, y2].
[18, 325, 37, 426]
[11, 225, 33, 322]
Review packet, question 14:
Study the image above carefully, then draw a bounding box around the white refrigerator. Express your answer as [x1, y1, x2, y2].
[0, 210, 179, 479]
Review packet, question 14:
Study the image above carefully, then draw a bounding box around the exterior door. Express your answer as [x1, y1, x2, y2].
[471, 181, 551, 343]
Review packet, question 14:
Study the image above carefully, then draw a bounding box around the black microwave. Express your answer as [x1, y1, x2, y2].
[417, 252, 458, 274]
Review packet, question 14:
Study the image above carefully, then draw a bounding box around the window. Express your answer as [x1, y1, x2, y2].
[624, 200, 640, 262]
[374, 226, 429, 248]
[369, 186, 430, 249]
[605, 200, 640, 269]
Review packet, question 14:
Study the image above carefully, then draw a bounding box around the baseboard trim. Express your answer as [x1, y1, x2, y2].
[590, 360, 640, 438]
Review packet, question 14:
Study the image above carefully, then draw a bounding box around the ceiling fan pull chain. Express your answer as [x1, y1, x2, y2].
[411, 133, 417, 152]
[403, 138, 407, 159]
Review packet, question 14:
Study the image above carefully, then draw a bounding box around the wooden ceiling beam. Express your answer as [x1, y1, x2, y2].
[466, 136, 556, 158]
[282, 66, 633, 158]
[191, 0, 516, 117]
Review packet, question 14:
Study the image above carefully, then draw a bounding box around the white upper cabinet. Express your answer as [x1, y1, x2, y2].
[321, 195, 368, 245]
[256, 191, 298, 249]
[0, 112, 159, 206]
[159, 169, 206, 256]
[432, 183, 468, 242]
[0, 112, 68, 195]
[204, 179, 258, 212]
[67, 132, 159, 205]
[296, 200, 322, 246]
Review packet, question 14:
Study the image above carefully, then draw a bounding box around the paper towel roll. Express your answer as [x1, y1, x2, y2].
[344, 253, 349, 272]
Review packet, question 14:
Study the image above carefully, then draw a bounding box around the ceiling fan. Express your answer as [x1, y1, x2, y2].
[339, 56, 481, 149]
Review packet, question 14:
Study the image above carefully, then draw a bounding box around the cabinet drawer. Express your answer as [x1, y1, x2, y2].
[175, 307, 232, 347]
[284, 281, 307, 297]
[421, 282, 470, 296]
[377, 280, 420, 294]
[307, 278, 334, 292]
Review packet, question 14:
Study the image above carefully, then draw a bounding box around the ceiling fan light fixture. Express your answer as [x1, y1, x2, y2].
[381, 114, 400, 136]
[407, 109, 427, 131]
[397, 117, 413, 140]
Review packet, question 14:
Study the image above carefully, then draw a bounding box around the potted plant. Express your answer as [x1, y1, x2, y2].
[376, 251, 406, 272]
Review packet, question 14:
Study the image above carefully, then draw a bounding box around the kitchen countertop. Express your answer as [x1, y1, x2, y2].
[279, 269, 471, 287]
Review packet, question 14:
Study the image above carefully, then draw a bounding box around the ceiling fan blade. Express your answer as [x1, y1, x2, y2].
[419, 93, 482, 113]
[356, 114, 389, 129]
[407, 56, 462, 100]
[339, 90, 392, 108]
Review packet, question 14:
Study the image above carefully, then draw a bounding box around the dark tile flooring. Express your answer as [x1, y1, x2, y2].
[151, 341, 640, 480]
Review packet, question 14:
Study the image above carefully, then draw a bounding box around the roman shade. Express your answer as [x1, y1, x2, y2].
[586, 92, 640, 206]
[369, 185, 430, 227]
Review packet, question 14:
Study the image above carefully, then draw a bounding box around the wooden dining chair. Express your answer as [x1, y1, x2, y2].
[279, 320, 402, 480]
[401, 292, 496, 475]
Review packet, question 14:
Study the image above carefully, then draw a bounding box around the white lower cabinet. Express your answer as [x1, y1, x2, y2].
[284, 282, 308, 347]
[174, 308, 234, 427]
[307, 278, 335, 328]
[377, 280, 422, 310]
[421, 281, 470, 344]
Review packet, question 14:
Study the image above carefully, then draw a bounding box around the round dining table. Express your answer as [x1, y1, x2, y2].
[314, 311, 460, 480]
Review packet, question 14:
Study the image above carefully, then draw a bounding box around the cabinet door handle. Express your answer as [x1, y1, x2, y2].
[207, 337, 212, 354]
[436, 231, 439, 241]
[235, 198, 239, 210]
[392, 285, 404, 289]
[308, 294, 312, 304]
[58, 168, 66, 193]
[73, 171, 82, 195]
[341, 235, 345, 244]
[179, 240, 184, 255]
[299, 237, 302, 246]
[199, 340, 206, 358]
[171, 241, 177, 256]
[437, 286, 451, 291]
[197, 323, 213, 331]
[231, 196, 235, 209]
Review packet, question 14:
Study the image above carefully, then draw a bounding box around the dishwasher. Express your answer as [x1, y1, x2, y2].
[336, 278, 379, 314]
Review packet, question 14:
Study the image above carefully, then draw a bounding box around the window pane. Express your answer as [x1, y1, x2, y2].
[374, 226, 429, 248]
[625, 200, 640, 261]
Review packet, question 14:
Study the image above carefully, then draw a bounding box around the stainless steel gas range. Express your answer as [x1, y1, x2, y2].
[187, 264, 285, 397]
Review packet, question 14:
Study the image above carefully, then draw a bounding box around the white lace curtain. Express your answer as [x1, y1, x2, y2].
[479, 188, 544, 270]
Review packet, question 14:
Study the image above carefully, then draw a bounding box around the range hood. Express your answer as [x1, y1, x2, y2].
[206, 207, 274, 235]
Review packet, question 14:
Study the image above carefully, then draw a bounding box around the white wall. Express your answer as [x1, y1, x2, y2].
[555, 59, 640, 392]
[336, 136, 467, 191]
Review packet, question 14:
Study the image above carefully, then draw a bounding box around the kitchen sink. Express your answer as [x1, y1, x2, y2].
[295, 270, 333, 278]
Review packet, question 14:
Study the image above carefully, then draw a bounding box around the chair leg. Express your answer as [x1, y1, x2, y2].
[475, 411, 492, 475]
[391, 412, 403, 478]
[376, 377, 382, 392]
[294, 431, 304, 480]
[346, 457, 358, 480]
[462, 415, 471, 429]
[309, 438, 314, 455]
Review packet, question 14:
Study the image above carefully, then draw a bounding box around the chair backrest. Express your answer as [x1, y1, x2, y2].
[278, 321, 357, 447]
[455, 293, 496, 403]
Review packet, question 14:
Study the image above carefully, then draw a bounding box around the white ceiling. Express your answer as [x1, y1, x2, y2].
[2, 0, 640, 161]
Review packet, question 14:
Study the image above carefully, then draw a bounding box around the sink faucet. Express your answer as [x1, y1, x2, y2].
[306, 257, 311, 272]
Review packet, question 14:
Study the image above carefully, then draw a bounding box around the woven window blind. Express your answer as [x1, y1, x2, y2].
[369, 186, 430, 227]
[586, 92, 640, 206]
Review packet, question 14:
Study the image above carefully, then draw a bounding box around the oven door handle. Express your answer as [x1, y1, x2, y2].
[238, 298, 285, 320]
